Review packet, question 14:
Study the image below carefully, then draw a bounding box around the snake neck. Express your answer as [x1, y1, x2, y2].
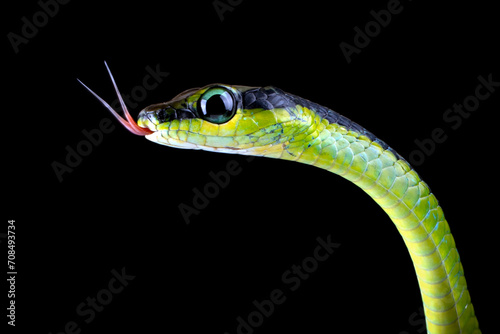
[256, 106, 481, 334]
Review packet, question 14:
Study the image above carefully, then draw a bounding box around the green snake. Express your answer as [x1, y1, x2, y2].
[78, 62, 481, 334]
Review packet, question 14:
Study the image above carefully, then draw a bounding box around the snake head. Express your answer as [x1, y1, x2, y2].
[137, 84, 314, 156]
[79, 62, 318, 157]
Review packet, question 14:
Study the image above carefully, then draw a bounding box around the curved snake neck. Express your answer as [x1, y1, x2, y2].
[242, 87, 481, 334]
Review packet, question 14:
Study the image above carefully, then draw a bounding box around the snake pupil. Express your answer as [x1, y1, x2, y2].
[206, 95, 227, 116]
[198, 87, 236, 124]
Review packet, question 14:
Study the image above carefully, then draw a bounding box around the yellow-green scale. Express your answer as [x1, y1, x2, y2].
[262, 107, 481, 334]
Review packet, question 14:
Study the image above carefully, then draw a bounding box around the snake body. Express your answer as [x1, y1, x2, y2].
[79, 65, 481, 333]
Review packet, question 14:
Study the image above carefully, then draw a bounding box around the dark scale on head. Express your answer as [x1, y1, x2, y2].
[157, 108, 176, 123]
[157, 109, 169, 123]
[242, 86, 408, 164]
[243, 87, 295, 110]
[157, 107, 196, 124]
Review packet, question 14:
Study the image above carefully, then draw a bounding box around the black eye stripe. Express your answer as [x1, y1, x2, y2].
[157, 108, 196, 123]
[157, 109, 169, 121]
[177, 109, 196, 119]
[157, 108, 175, 123]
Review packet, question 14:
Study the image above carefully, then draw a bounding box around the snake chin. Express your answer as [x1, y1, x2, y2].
[144, 133, 198, 150]
[143, 132, 242, 154]
[143, 132, 279, 157]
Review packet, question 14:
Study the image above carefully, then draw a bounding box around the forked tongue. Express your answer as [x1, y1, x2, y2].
[77, 61, 153, 136]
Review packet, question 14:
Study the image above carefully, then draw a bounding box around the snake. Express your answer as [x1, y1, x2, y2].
[78, 62, 481, 333]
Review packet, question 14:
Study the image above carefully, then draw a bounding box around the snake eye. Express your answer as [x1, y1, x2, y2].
[197, 87, 236, 124]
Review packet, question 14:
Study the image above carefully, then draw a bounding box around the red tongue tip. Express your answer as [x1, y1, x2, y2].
[115, 112, 154, 136]
[133, 124, 154, 136]
[120, 108, 154, 135]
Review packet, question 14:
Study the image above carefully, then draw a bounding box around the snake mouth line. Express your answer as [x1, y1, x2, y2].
[143, 130, 286, 158]
[78, 61, 154, 136]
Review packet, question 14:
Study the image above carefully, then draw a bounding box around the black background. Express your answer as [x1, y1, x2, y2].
[4, 0, 498, 333]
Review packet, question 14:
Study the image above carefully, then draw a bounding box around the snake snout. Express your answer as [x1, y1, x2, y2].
[137, 109, 159, 132]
